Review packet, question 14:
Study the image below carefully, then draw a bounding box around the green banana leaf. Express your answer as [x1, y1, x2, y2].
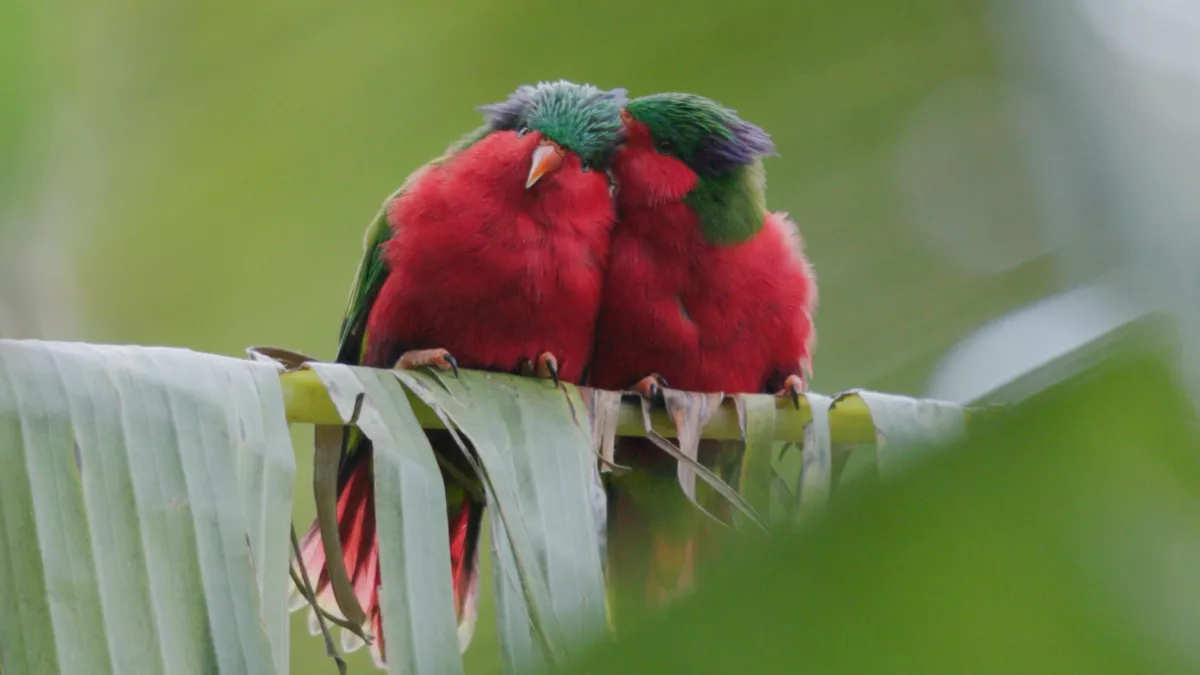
[294, 364, 608, 674]
[0, 340, 294, 674]
[305, 363, 464, 675]
[1, 336, 994, 675]
[392, 369, 607, 674]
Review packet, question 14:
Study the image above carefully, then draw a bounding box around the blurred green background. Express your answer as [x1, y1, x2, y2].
[3, 0, 1072, 672]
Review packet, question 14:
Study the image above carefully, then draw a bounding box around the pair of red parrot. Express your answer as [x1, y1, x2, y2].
[293, 80, 817, 667]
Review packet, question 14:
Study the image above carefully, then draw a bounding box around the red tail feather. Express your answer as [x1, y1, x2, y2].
[293, 457, 486, 665]
[449, 496, 485, 651]
[450, 499, 473, 614]
[292, 459, 382, 651]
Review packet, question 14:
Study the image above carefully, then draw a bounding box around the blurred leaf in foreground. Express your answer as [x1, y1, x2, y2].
[573, 336, 1200, 674]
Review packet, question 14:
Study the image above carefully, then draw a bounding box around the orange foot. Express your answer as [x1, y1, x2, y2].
[535, 352, 560, 386]
[775, 374, 806, 409]
[395, 348, 459, 377]
[632, 373, 669, 400]
[517, 351, 561, 387]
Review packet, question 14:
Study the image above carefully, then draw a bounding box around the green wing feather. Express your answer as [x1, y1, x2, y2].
[335, 190, 401, 366]
[334, 124, 493, 367]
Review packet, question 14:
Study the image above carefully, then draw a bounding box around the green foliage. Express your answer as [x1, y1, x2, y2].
[571, 347, 1200, 673]
[0, 341, 295, 674]
[0, 340, 621, 674]
[391, 368, 607, 673]
[307, 364, 465, 675]
[6, 340, 1191, 675]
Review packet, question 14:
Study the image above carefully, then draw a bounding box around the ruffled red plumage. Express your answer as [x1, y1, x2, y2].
[367, 130, 615, 382]
[590, 119, 816, 394]
[591, 117, 816, 617]
[296, 128, 616, 666]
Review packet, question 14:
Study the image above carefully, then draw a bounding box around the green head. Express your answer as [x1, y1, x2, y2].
[479, 80, 628, 171]
[625, 93, 776, 178]
[624, 93, 777, 244]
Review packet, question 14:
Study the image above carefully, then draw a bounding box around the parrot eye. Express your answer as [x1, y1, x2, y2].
[655, 139, 673, 156]
[580, 160, 592, 173]
[517, 125, 530, 137]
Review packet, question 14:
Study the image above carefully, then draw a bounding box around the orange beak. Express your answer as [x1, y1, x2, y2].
[526, 141, 564, 189]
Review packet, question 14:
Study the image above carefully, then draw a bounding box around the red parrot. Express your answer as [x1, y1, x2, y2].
[588, 93, 816, 621]
[293, 80, 626, 667]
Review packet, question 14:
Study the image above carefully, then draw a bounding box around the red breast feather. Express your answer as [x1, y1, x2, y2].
[591, 132, 815, 394]
[365, 129, 616, 382]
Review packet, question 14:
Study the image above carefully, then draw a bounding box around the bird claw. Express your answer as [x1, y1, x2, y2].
[632, 374, 669, 400]
[518, 352, 561, 387]
[536, 352, 560, 388]
[775, 374, 806, 409]
[394, 348, 459, 378]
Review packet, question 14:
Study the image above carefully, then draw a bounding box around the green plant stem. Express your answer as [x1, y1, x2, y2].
[279, 368, 972, 445]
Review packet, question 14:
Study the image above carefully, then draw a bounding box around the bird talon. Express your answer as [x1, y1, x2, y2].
[632, 374, 667, 400]
[535, 352, 561, 387]
[394, 348, 458, 374]
[775, 374, 806, 409]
